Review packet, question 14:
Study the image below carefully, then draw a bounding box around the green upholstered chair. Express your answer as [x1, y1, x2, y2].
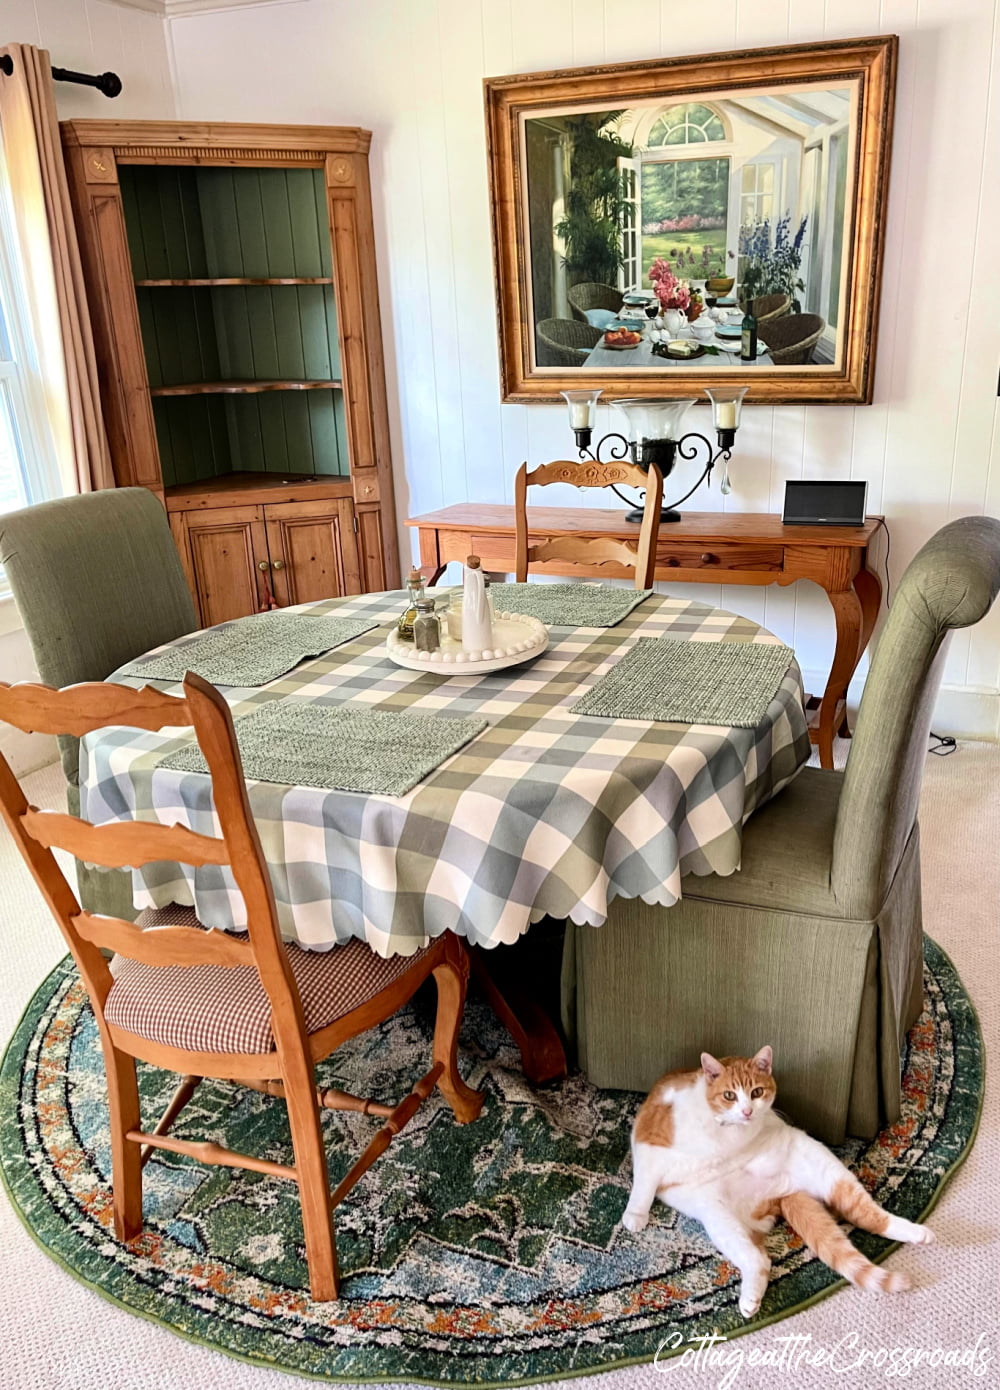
[561, 516, 1000, 1143]
[0, 488, 198, 918]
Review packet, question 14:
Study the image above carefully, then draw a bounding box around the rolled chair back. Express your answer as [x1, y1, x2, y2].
[0, 488, 197, 785]
[832, 516, 1000, 917]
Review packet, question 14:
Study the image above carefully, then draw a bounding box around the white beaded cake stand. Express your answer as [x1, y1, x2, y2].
[385, 612, 548, 674]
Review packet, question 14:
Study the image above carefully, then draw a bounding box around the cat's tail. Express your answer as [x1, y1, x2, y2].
[779, 1192, 911, 1293]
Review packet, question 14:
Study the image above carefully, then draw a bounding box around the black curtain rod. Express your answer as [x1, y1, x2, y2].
[0, 54, 122, 98]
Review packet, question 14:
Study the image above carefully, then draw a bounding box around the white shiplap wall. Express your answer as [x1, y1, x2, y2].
[0, 0, 176, 772]
[5, 0, 1000, 740]
[164, 0, 1000, 733]
[3, 0, 175, 119]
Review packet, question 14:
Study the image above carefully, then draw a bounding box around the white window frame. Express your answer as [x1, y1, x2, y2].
[617, 156, 641, 292]
[0, 124, 63, 602]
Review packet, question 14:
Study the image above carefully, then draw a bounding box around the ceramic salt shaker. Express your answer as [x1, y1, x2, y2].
[461, 554, 494, 653]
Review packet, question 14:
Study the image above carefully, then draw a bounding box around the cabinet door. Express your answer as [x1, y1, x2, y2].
[263, 498, 363, 607]
[173, 506, 269, 627]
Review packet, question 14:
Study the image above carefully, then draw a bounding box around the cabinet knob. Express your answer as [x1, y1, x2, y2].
[701, 552, 718, 565]
[258, 560, 270, 571]
[272, 559, 284, 571]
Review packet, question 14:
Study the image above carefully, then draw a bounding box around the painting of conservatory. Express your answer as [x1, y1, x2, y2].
[523, 84, 855, 373]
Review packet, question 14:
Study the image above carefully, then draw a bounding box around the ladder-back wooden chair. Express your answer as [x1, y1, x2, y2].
[514, 459, 664, 589]
[0, 673, 483, 1302]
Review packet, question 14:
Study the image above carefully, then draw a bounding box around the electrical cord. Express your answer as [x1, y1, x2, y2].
[876, 516, 892, 609]
[929, 732, 957, 756]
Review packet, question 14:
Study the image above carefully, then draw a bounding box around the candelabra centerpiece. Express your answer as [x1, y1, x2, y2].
[560, 386, 747, 523]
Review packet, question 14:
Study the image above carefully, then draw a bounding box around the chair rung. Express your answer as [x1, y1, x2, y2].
[328, 1063, 444, 1210]
[141, 1074, 202, 1168]
[127, 1129, 297, 1181]
[240, 1076, 394, 1117]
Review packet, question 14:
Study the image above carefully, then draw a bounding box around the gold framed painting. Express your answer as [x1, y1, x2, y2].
[485, 36, 897, 405]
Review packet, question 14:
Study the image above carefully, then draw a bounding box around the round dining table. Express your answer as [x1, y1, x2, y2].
[82, 585, 810, 955]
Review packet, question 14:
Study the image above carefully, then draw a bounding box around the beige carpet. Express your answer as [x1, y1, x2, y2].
[0, 749, 996, 1390]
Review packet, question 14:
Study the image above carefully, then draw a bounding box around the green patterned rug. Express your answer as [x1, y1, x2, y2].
[0, 938, 982, 1385]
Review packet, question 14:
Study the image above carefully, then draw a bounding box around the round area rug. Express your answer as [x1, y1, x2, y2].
[0, 938, 982, 1386]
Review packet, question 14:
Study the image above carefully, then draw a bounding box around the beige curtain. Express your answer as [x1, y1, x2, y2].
[0, 43, 113, 493]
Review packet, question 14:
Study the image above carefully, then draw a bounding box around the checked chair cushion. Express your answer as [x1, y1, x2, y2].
[105, 905, 429, 1054]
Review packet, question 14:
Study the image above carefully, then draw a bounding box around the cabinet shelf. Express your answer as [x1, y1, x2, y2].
[150, 379, 343, 396]
[135, 277, 336, 286]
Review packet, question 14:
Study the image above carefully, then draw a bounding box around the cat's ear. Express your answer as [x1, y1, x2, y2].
[701, 1052, 723, 1080]
[753, 1045, 773, 1075]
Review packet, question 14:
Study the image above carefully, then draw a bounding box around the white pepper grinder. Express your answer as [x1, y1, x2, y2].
[461, 554, 494, 654]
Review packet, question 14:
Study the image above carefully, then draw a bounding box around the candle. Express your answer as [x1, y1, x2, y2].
[716, 401, 737, 430]
[570, 402, 592, 428]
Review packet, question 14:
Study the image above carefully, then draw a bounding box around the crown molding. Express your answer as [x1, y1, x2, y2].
[103, 0, 303, 17]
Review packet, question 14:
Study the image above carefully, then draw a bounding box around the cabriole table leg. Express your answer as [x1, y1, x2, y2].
[815, 567, 882, 768]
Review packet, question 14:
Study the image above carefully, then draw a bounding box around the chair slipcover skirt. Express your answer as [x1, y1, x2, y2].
[560, 826, 924, 1145]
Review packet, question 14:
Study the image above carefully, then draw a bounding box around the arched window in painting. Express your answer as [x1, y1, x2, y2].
[646, 103, 727, 147]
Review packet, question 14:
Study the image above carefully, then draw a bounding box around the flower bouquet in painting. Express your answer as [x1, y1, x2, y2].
[648, 257, 692, 333]
[738, 212, 809, 311]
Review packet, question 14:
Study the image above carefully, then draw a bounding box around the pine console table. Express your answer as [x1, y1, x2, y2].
[406, 505, 883, 770]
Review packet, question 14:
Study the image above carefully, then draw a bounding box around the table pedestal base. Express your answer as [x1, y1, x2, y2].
[467, 944, 567, 1086]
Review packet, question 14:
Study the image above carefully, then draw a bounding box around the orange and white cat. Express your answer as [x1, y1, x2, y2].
[622, 1046, 934, 1319]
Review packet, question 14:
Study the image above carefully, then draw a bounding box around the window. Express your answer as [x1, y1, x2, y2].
[639, 157, 730, 280]
[646, 103, 726, 147]
[740, 162, 775, 226]
[0, 122, 62, 593]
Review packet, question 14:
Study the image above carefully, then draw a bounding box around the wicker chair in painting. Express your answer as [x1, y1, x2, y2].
[514, 458, 664, 589]
[759, 313, 827, 365]
[567, 281, 624, 323]
[536, 318, 602, 368]
[0, 673, 483, 1303]
[751, 293, 792, 325]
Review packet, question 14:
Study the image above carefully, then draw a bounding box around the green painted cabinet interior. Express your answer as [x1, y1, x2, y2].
[119, 166, 348, 487]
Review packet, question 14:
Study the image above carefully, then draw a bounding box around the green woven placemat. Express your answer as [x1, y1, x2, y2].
[572, 637, 797, 728]
[159, 700, 488, 796]
[119, 614, 377, 687]
[489, 582, 653, 627]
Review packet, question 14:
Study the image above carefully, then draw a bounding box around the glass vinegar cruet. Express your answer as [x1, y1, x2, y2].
[398, 566, 426, 640]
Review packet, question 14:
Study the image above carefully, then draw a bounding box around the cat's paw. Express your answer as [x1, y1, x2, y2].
[621, 1209, 649, 1234]
[737, 1263, 770, 1319]
[738, 1291, 763, 1319]
[751, 1214, 777, 1234]
[885, 1216, 935, 1245]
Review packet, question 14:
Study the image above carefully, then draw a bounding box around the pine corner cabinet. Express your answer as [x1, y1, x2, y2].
[61, 120, 400, 624]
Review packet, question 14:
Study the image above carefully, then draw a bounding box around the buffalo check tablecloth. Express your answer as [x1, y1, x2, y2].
[80, 588, 811, 958]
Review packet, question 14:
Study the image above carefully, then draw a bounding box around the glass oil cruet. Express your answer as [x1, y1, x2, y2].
[398, 566, 426, 639]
